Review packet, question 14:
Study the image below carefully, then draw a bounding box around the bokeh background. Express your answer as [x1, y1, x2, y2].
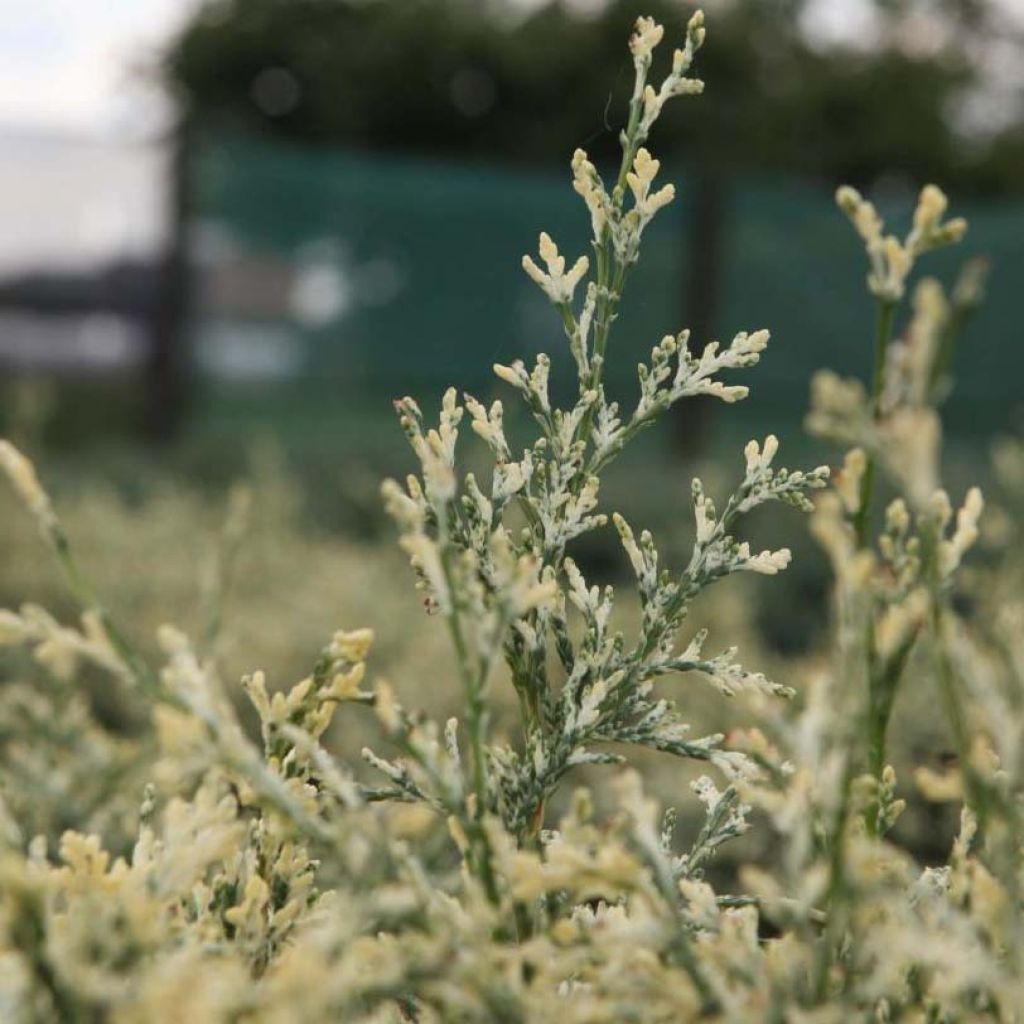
[1, 0, 1023, 840]
[3, 0, 1022, 450]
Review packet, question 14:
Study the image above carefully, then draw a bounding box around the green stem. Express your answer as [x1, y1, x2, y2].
[613, 70, 646, 201]
[48, 523, 166, 701]
[853, 300, 896, 550]
[570, 60, 645, 461]
[812, 784, 851, 1002]
[813, 570, 876, 998]
[927, 304, 966, 404]
[439, 544, 488, 819]
[851, 300, 897, 832]
[930, 600, 989, 833]
[435, 505, 502, 905]
[864, 660, 895, 838]
[866, 684, 892, 783]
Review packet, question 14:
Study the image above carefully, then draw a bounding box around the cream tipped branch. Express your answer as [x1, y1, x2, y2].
[588, 11, 704, 404]
[0, 439, 163, 699]
[928, 256, 989, 405]
[521, 232, 589, 310]
[588, 328, 770, 477]
[921, 491, 1006, 841]
[618, 11, 706, 203]
[568, 439, 826, 736]
[836, 183, 966, 307]
[822, 183, 972, 825]
[834, 183, 968, 547]
[519, 12, 706, 469]
[630, 439, 828, 667]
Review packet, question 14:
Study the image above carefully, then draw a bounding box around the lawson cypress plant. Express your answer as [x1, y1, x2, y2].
[0, 11, 1018, 1022]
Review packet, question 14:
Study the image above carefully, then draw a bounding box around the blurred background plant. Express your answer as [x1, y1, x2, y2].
[2, 0, 1021, 452]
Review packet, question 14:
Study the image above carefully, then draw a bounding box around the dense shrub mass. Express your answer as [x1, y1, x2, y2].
[2, 13, 1022, 1022]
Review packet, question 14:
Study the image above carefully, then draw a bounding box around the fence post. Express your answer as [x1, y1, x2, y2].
[145, 118, 192, 441]
[673, 162, 729, 454]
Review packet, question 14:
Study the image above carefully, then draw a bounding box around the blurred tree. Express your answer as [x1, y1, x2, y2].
[164, 0, 1020, 191]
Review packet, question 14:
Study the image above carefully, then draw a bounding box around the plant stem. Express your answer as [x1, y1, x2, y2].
[439, 546, 488, 820]
[47, 522, 166, 701]
[853, 300, 896, 550]
[866, 685, 891, 783]
[930, 600, 989, 834]
[571, 57, 645, 460]
[864, 659, 896, 838]
[852, 299, 897, 829]
[435, 504, 502, 904]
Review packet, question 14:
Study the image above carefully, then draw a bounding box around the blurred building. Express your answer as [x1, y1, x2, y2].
[0, 132, 167, 376]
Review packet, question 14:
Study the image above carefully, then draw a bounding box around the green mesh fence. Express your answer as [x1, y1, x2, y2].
[188, 133, 1023, 442]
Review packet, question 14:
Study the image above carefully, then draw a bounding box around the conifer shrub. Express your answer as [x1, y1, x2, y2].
[1, 12, 1018, 1022]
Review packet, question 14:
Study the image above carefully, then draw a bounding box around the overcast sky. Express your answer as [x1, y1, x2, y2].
[0, 0, 876, 139]
[0, 0, 201, 139]
[0, 0, 1018, 141]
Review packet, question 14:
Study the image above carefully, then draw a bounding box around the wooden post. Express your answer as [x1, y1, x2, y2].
[673, 161, 729, 454]
[145, 118, 192, 441]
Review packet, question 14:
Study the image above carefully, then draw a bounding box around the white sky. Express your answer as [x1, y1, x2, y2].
[0, 0, 202, 272]
[0, 0, 202, 140]
[0, 0, 1019, 141]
